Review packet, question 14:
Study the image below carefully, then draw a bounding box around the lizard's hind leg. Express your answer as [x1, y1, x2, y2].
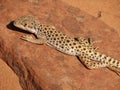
[79, 57, 108, 69]
[79, 56, 120, 76]
[75, 37, 101, 51]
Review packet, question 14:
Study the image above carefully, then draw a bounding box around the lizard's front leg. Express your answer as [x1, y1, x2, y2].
[20, 35, 47, 44]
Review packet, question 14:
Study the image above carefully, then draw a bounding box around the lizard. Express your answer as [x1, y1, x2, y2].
[13, 15, 120, 76]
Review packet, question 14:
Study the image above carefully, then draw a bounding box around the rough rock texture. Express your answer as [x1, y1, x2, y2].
[0, 0, 120, 90]
[63, 0, 120, 34]
[0, 59, 22, 90]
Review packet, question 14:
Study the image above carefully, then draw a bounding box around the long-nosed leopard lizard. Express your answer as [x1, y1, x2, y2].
[13, 15, 120, 76]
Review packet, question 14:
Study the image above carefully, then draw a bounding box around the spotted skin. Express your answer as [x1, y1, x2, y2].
[76, 37, 120, 75]
[13, 16, 120, 76]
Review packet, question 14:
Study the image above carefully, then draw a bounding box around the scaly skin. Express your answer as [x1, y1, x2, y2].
[13, 15, 120, 76]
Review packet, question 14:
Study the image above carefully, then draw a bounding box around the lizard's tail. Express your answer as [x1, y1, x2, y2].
[83, 51, 120, 76]
[86, 51, 120, 68]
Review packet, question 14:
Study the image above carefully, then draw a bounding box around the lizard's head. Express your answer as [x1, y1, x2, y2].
[13, 16, 39, 34]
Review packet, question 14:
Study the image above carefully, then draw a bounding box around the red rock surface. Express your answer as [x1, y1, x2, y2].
[0, 59, 22, 90]
[63, 0, 120, 34]
[0, 0, 120, 90]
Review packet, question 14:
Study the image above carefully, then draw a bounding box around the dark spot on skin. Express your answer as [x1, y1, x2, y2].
[85, 53, 88, 56]
[91, 54, 93, 56]
[50, 30, 53, 33]
[46, 25, 49, 27]
[57, 38, 60, 40]
[31, 22, 34, 25]
[24, 23, 27, 27]
[83, 48, 86, 50]
[77, 49, 79, 52]
[99, 54, 102, 57]
[65, 43, 68, 46]
[117, 61, 119, 66]
[97, 62, 100, 65]
[69, 43, 71, 46]
[73, 42, 76, 45]
[61, 46, 64, 48]
[103, 60, 105, 63]
[67, 48, 69, 50]
[85, 41, 88, 44]
[104, 56, 106, 59]
[94, 52, 97, 55]
[67, 40, 70, 43]
[55, 34, 58, 36]
[74, 38, 79, 41]
[49, 40, 52, 43]
[59, 41, 61, 43]
[106, 62, 108, 64]
[44, 31, 46, 33]
[75, 46, 78, 49]
[63, 41, 65, 44]
[112, 60, 115, 63]
[53, 30, 57, 33]
[71, 47, 74, 49]
[89, 50, 91, 53]
[48, 35, 51, 37]
[91, 56, 94, 59]
[28, 26, 32, 28]
[44, 28, 47, 30]
[92, 64, 95, 67]
[54, 38, 56, 40]
[71, 50, 73, 52]
[40, 25, 43, 27]
[96, 58, 98, 60]
[34, 26, 37, 30]
[52, 28, 55, 30]
[108, 59, 111, 62]
[78, 45, 81, 48]
[61, 37, 64, 39]
[82, 52, 85, 54]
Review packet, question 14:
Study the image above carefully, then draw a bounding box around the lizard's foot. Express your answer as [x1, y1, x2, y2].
[107, 65, 120, 76]
[20, 35, 47, 44]
[86, 38, 102, 51]
[88, 38, 102, 45]
[20, 35, 33, 41]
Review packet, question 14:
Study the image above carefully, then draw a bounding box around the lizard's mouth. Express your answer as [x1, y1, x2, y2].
[13, 21, 25, 30]
[13, 21, 37, 34]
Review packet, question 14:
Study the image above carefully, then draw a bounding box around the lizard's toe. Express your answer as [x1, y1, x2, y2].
[20, 35, 33, 41]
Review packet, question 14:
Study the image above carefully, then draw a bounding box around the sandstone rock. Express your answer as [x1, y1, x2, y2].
[0, 59, 22, 90]
[0, 0, 120, 90]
